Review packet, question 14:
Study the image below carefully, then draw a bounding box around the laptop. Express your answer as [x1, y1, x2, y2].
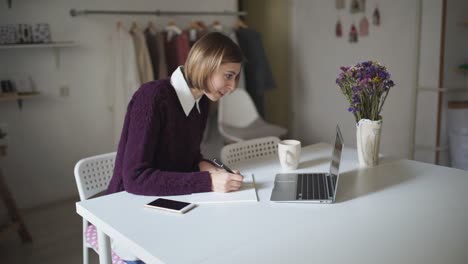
[270, 125, 344, 203]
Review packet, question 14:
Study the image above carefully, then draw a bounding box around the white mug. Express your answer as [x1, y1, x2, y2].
[278, 140, 301, 171]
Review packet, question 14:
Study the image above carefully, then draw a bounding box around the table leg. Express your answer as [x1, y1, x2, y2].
[97, 228, 112, 264]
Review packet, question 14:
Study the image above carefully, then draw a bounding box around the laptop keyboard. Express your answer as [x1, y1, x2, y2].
[296, 173, 329, 200]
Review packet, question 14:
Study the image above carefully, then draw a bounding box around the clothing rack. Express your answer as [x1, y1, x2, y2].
[70, 9, 247, 17]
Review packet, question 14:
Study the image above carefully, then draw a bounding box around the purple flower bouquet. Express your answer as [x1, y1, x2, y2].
[336, 61, 395, 122]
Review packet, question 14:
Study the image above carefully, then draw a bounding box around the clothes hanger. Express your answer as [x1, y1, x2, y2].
[211, 20, 223, 32]
[130, 21, 138, 31]
[187, 20, 199, 42]
[235, 19, 248, 29]
[196, 20, 207, 29]
[166, 20, 182, 34]
[165, 20, 182, 41]
[188, 20, 200, 30]
[147, 21, 157, 34]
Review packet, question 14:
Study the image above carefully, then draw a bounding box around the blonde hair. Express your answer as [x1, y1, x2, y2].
[184, 32, 244, 92]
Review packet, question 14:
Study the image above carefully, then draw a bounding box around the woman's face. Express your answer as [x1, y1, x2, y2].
[204, 62, 241, 101]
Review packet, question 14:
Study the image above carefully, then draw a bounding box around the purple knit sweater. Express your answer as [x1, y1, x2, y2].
[107, 79, 212, 196]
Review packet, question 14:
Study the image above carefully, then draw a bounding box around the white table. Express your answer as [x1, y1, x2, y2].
[76, 143, 468, 264]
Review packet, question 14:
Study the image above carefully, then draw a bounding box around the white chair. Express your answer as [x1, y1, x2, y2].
[221, 136, 280, 166]
[218, 89, 287, 143]
[74, 152, 122, 264]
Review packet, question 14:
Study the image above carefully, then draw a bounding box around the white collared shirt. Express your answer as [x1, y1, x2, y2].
[170, 66, 201, 116]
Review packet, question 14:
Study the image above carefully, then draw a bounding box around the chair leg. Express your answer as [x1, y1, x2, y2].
[83, 220, 89, 264]
[83, 242, 90, 264]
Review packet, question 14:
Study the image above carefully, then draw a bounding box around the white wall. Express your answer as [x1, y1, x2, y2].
[413, 0, 468, 166]
[0, 0, 237, 209]
[439, 0, 468, 166]
[291, 0, 420, 159]
[413, 0, 442, 164]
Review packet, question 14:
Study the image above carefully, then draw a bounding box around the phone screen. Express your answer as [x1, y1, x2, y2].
[147, 198, 191, 211]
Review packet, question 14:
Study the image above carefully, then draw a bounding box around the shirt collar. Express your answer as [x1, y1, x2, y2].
[170, 66, 201, 116]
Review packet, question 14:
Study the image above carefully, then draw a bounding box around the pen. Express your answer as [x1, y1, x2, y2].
[212, 158, 235, 174]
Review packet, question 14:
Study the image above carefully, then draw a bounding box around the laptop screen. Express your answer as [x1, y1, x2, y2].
[329, 125, 344, 200]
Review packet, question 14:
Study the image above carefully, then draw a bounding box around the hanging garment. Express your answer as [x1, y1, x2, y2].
[185, 21, 208, 47]
[359, 16, 369, 36]
[359, 0, 366, 12]
[349, 23, 358, 43]
[373, 7, 381, 26]
[164, 31, 190, 74]
[350, 0, 360, 13]
[155, 32, 168, 79]
[186, 28, 208, 47]
[187, 27, 198, 46]
[227, 30, 246, 89]
[336, 19, 343, 37]
[107, 25, 140, 147]
[144, 27, 160, 80]
[235, 27, 276, 117]
[130, 25, 154, 83]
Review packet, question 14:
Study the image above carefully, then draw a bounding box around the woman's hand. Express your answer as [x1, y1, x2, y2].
[210, 170, 244, 193]
[199, 160, 222, 173]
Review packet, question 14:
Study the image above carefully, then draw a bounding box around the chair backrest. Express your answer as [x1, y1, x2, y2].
[218, 88, 259, 128]
[74, 152, 116, 201]
[221, 136, 280, 165]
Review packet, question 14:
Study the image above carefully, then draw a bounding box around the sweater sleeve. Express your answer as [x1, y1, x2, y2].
[121, 86, 212, 196]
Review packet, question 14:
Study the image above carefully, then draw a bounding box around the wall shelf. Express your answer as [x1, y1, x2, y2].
[0, 92, 39, 102]
[0, 41, 77, 49]
[0, 92, 40, 109]
[0, 42, 77, 69]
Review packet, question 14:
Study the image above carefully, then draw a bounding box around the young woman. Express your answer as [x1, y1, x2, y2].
[107, 32, 245, 197]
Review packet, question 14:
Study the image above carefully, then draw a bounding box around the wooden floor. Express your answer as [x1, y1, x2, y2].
[1, 198, 99, 264]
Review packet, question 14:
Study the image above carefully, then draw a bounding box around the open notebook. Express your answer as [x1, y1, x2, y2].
[165, 173, 258, 203]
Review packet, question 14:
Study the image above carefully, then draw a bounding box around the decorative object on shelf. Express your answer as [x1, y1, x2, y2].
[0, 23, 53, 45]
[372, 6, 381, 26]
[336, 61, 395, 167]
[336, 0, 345, 10]
[17, 24, 32, 44]
[10, 73, 34, 93]
[359, 16, 369, 36]
[0, 24, 17, 44]
[335, 19, 343, 37]
[32, 23, 52, 43]
[0, 79, 15, 93]
[349, 23, 358, 43]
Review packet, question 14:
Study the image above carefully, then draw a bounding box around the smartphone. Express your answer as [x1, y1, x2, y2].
[144, 198, 195, 214]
